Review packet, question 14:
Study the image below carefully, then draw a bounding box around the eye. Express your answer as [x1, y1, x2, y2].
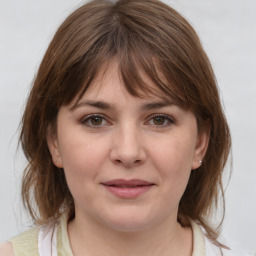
[81, 114, 109, 127]
[147, 114, 174, 127]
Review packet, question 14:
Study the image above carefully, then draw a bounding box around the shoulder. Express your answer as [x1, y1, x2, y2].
[0, 242, 15, 256]
[205, 237, 237, 256]
[8, 227, 40, 256]
[190, 220, 236, 256]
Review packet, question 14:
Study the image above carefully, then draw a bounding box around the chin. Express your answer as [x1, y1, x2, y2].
[100, 209, 158, 233]
[106, 220, 151, 233]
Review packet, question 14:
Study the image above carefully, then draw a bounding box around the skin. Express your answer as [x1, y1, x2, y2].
[47, 61, 209, 256]
[0, 242, 14, 256]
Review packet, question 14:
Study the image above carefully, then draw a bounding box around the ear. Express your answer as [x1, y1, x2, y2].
[46, 125, 63, 168]
[191, 124, 211, 170]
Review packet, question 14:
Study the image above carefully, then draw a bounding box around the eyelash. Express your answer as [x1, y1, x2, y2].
[146, 114, 175, 127]
[81, 114, 109, 128]
[80, 114, 175, 128]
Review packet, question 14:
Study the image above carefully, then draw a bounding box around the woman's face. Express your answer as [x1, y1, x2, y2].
[48, 61, 209, 232]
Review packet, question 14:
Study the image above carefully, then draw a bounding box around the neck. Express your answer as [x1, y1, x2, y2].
[67, 211, 193, 256]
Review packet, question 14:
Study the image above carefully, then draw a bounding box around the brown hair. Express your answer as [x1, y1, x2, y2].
[20, 0, 231, 245]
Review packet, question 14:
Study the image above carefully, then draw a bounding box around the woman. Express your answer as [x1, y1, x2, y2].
[0, 0, 233, 255]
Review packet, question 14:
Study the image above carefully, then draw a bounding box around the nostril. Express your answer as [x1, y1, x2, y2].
[113, 159, 142, 167]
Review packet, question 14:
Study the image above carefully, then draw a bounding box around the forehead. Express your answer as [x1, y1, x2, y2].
[71, 60, 177, 108]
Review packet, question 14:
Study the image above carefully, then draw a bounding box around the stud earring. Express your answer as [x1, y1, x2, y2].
[199, 160, 202, 164]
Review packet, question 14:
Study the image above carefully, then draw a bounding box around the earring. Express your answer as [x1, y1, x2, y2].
[199, 160, 202, 164]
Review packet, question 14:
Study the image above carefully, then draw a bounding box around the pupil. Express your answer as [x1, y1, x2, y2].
[91, 117, 102, 125]
[154, 116, 164, 125]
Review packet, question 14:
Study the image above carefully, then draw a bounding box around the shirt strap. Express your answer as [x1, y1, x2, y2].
[38, 223, 57, 256]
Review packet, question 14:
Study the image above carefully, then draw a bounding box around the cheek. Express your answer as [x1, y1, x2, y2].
[151, 137, 195, 173]
[58, 135, 111, 206]
[58, 133, 110, 182]
[149, 135, 195, 195]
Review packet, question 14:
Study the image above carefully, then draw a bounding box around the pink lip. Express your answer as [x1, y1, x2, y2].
[101, 179, 154, 199]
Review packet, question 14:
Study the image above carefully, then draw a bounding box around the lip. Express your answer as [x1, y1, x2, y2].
[101, 179, 155, 199]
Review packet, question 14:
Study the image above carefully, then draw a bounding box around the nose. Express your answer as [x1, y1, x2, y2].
[109, 124, 147, 168]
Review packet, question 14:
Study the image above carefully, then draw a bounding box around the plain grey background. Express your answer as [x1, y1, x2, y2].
[0, 0, 255, 255]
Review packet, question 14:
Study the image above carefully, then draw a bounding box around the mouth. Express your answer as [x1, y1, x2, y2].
[101, 179, 155, 199]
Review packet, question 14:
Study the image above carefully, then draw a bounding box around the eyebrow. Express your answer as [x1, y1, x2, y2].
[70, 100, 173, 111]
[141, 101, 173, 110]
[70, 100, 111, 111]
